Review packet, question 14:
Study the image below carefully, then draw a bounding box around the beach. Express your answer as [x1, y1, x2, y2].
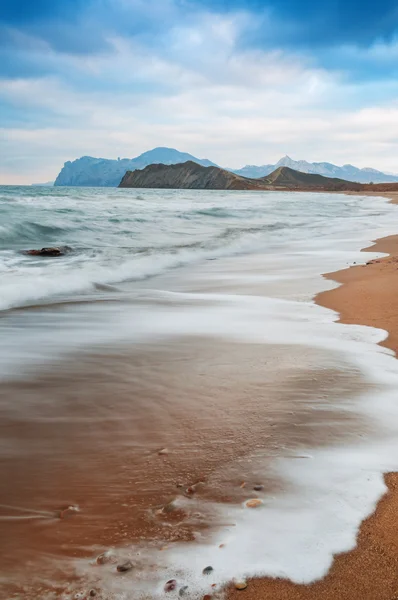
[228, 191, 398, 599]
[1, 188, 398, 599]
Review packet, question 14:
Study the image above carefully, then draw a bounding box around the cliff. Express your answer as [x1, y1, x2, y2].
[54, 147, 217, 187]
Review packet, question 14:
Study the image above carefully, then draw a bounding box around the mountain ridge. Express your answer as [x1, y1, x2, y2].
[233, 155, 398, 183]
[54, 147, 398, 187]
[118, 162, 389, 191]
[119, 161, 265, 190]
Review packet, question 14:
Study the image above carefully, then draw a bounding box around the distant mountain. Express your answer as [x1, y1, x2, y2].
[119, 161, 398, 192]
[54, 147, 398, 187]
[54, 147, 218, 187]
[119, 161, 264, 190]
[233, 155, 398, 184]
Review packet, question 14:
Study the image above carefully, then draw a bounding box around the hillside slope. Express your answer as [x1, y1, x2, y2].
[262, 166, 363, 190]
[119, 162, 398, 192]
[119, 161, 263, 190]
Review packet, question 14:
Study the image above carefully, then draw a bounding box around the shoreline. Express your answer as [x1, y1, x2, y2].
[228, 190, 398, 600]
[1, 189, 398, 598]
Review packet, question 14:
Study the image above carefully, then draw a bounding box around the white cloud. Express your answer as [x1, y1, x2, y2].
[1, 12, 398, 183]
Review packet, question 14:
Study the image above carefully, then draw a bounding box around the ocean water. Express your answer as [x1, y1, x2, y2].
[1, 185, 398, 598]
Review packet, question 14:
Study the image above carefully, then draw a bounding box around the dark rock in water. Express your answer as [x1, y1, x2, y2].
[164, 579, 177, 592]
[24, 246, 71, 257]
[253, 484, 264, 491]
[202, 566, 213, 575]
[179, 585, 189, 597]
[116, 560, 134, 573]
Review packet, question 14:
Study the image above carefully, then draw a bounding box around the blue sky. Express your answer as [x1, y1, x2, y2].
[1, 0, 398, 183]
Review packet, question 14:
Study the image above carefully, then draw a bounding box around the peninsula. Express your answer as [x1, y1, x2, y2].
[118, 161, 398, 192]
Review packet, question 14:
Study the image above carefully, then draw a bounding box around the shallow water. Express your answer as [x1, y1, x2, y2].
[1, 187, 398, 599]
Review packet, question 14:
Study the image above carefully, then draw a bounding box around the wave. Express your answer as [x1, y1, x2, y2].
[0, 221, 70, 244]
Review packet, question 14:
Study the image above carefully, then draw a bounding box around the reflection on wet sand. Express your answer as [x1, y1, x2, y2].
[0, 338, 372, 598]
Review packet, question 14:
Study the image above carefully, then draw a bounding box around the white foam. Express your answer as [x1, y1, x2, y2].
[3, 189, 398, 597]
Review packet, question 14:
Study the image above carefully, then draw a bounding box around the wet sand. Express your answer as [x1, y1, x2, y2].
[0, 338, 370, 598]
[228, 192, 398, 600]
[1, 192, 398, 599]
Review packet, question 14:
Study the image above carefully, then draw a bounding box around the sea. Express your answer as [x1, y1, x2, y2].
[1, 185, 398, 599]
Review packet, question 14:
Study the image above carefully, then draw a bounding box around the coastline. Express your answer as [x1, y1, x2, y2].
[228, 190, 398, 600]
[1, 189, 398, 599]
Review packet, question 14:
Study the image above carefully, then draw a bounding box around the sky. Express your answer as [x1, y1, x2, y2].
[1, 0, 398, 184]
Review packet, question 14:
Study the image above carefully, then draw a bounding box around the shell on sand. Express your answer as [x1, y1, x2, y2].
[245, 498, 263, 508]
[234, 580, 248, 590]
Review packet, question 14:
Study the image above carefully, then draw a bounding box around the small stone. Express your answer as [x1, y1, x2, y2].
[219, 544, 225, 548]
[203, 595, 212, 600]
[245, 499, 263, 508]
[96, 551, 114, 565]
[59, 505, 79, 519]
[203, 566, 213, 575]
[158, 448, 169, 455]
[116, 560, 134, 573]
[240, 481, 246, 488]
[185, 486, 196, 495]
[234, 580, 248, 590]
[165, 579, 177, 592]
[89, 591, 97, 598]
[163, 500, 177, 513]
[253, 485, 264, 491]
[179, 586, 189, 597]
[74, 594, 85, 600]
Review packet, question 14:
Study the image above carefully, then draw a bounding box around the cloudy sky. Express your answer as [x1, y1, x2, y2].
[1, 0, 398, 183]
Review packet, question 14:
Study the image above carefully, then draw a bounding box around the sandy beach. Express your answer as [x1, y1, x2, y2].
[1, 189, 398, 599]
[228, 192, 398, 600]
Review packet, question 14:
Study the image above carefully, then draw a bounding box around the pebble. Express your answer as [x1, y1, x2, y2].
[96, 551, 114, 565]
[163, 500, 178, 513]
[89, 591, 97, 598]
[158, 448, 169, 455]
[74, 594, 85, 600]
[179, 585, 189, 597]
[245, 499, 263, 508]
[165, 579, 177, 592]
[116, 560, 134, 573]
[234, 580, 248, 590]
[253, 485, 264, 491]
[203, 566, 213, 575]
[203, 595, 212, 600]
[59, 505, 79, 519]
